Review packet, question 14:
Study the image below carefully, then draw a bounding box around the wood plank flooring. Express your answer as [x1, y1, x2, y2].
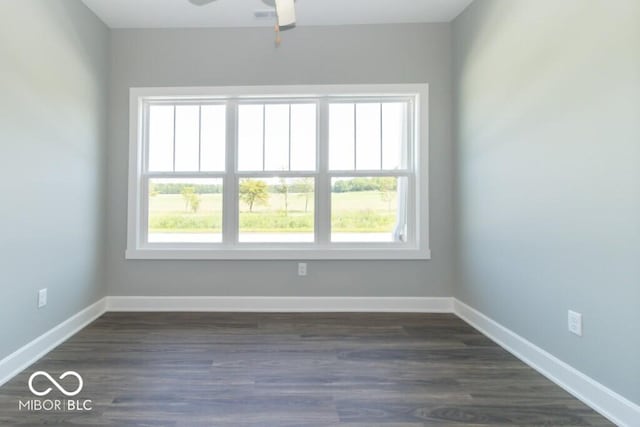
[0, 313, 612, 426]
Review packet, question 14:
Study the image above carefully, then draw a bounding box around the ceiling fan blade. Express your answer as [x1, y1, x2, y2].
[275, 0, 296, 27]
[188, 0, 217, 6]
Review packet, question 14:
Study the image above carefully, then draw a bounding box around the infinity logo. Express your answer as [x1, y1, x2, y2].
[28, 371, 83, 397]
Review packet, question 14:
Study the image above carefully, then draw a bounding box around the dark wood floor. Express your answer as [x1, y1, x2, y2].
[0, 313, 611, 426]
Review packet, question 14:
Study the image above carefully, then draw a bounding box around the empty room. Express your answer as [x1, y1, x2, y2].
[0, 0, 638, 425]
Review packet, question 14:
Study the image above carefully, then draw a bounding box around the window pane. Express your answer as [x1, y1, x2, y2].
[148, 178, 223, 243]
[239, 177, 314, 243]
[264, 104, 290, 171]
[331, 177, 407, 243]
[148, 105, 174, 172]
[329, 103, 355, 170]
[356, 103, 382, 170]
[382, 103, 407, 170]
[290, 104, 316, 171]
[200, 105, 226, 172]
[174, 105, 200, 172]
[238, 105, 264, 171]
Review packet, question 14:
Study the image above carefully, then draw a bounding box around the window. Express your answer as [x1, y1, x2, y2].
[127, 84, 429, 260]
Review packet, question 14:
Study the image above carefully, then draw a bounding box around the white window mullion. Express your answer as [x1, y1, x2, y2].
[288, 104, 292, 171]
[197, 105, 202, 172]
[172, 105, 177, 172]
[352, 103, 357, 170]
[140, 176, 150, 246]
[408, 98, 420, 248]
[142, 102, 151, 173]
[379, 103, 383, 170]
[316, 99, 330, 245]
[223, 100, 239, 245]
[138, 102, 151, 249]
[407, 173, 417, 246]
[261, 104, 266, 171]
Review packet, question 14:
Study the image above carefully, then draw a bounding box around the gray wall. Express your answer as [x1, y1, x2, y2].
[0, 0, 109, 360]
[107, 24, 454, 297]
[453, 0, 640, 404]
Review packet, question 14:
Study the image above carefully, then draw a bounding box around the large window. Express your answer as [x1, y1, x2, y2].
[127, 85, 429, 259]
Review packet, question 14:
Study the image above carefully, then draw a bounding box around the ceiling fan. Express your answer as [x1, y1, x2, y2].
[188, 0, 296, 45]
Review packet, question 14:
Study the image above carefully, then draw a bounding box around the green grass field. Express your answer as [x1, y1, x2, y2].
[148, 191, 397, 233]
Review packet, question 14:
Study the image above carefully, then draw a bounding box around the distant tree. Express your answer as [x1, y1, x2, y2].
[188, 193, 201, 213]
[239, 180, 269, 212]
[332, 177, 379, 193]
[181, 186, 196, 211]
[332, 179, 350, 193]
[275, 178, 290, 216]
[351, 178, 378, 192]
[299, 178, 314, 213]
[179, 186, 202, 213]
[149, 182, 159, 197]
[377, 177, 397, 211]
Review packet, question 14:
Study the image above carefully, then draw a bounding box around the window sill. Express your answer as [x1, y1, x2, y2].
[125, 248, 431, 261]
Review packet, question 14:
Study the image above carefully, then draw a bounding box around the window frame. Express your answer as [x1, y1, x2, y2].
[127, 84, 430, 260]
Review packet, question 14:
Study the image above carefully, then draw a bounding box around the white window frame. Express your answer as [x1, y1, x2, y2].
[126, 84, 430, 260]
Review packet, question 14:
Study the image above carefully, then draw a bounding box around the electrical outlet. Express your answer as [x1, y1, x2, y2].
[38, 288, 47, 308]
[298, 262, 307, 276]
[568, 310, 582, 336]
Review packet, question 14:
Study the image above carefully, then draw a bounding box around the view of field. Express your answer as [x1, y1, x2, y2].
[147, 177, 400, 242]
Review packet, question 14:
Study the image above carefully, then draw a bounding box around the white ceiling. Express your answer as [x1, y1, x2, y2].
[81, 0, 473, 29]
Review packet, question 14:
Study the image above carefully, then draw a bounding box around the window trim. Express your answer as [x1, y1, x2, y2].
[127, 84, 430, 260]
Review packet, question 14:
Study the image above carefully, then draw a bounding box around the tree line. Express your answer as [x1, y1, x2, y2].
[151, 183, 222, 195]
[332, 177, 396, 193]
[151, 177, 396, 196]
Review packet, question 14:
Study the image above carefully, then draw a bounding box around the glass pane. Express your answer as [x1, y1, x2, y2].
[238, 105, 264, 171]
[329, 103, 355, 170]
[356, 103, 382, 170]
[264, 104, 290, 171]
[290, 104, 316, 171]
[382, 103, 407, 170]
[239, 177, 314, 243]
[200, 105, 226, 172]
[148, 105, 174, 172]
[331, 176, 407, 243]
[174, 106, 200, 172]
[148, 178, 223, 243]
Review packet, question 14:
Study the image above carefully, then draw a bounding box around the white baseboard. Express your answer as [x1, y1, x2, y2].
[0, 297, 107, 388]
[106, 296, 454, 313]
[453, 299, 640, 427]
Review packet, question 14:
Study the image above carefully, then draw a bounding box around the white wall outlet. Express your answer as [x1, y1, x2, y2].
[568, 310, 582, 336]
[38, 288, 47, 308]
[297, 262, 307, 276]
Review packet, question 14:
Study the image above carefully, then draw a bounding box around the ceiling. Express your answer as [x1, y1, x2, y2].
[81, 0, 473, 29]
